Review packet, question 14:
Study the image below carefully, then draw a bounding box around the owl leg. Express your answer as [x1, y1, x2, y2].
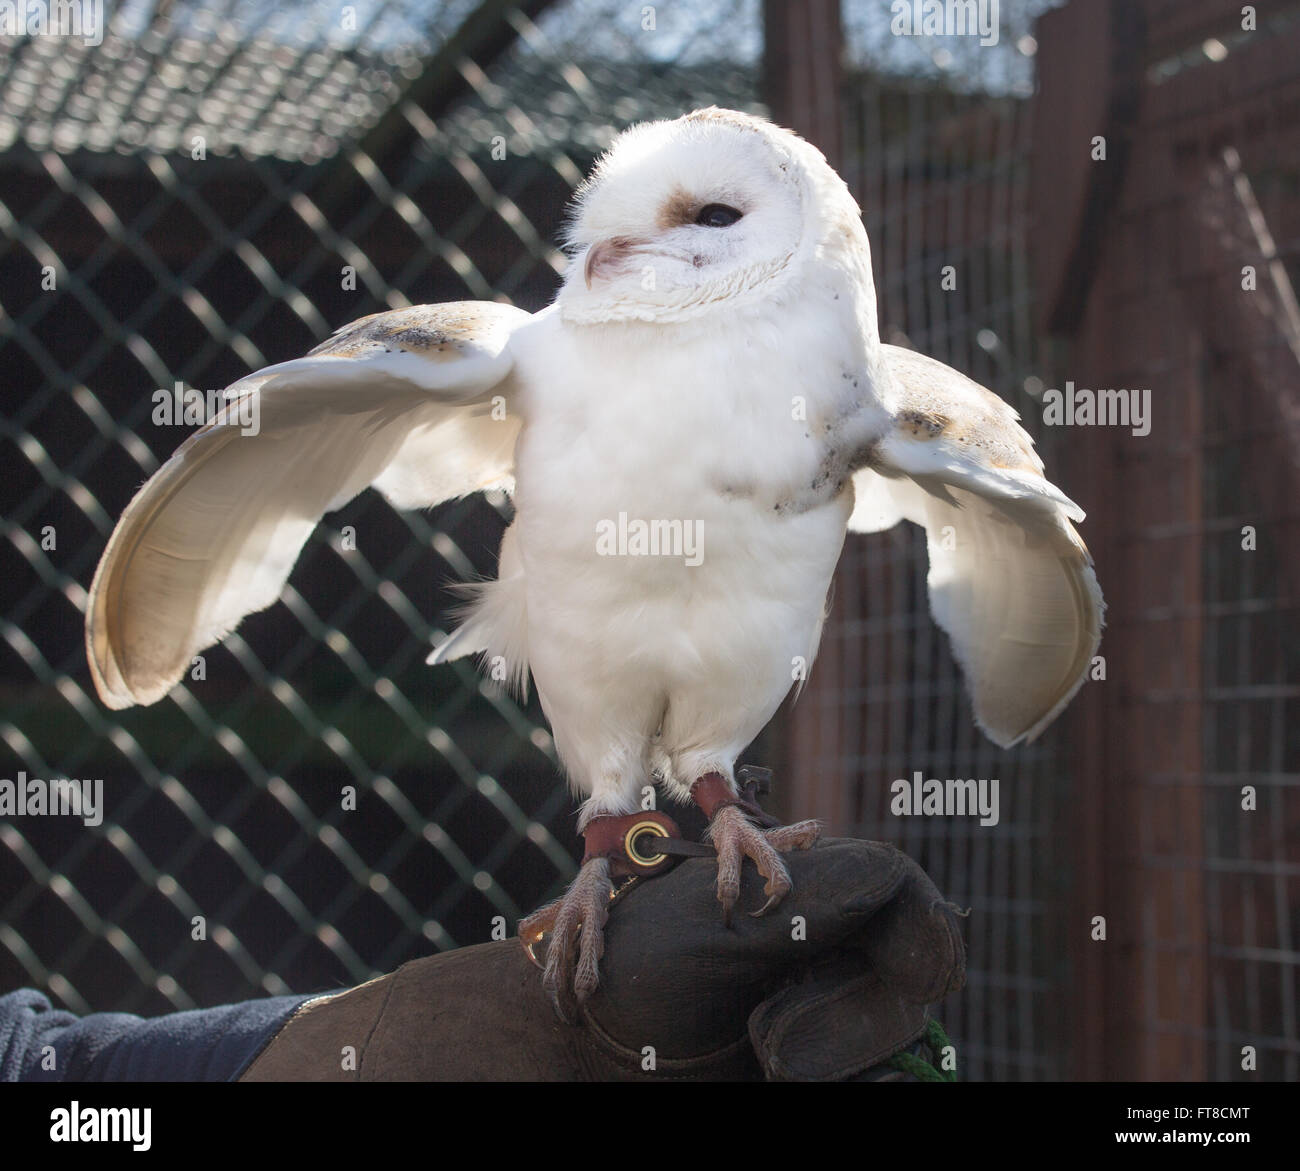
[520, 805, 688, 1021]
[693, 772, 821, 923]
[519, 854, 614, 1024]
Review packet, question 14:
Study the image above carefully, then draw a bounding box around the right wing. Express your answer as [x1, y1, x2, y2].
[851, 344, 1104, 748]
[86, 301, 530, 710]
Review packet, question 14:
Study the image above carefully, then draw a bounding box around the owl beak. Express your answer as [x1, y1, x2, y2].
[584, 237, 648, 288]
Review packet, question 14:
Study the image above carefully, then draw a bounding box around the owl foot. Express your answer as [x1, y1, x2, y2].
[519, 856, 613, 1024]
[705, 804, 821, 923]
[691, 771, 820, 924]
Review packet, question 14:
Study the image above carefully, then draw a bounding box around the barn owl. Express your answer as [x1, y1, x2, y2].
[86, 108, 1103, 1020]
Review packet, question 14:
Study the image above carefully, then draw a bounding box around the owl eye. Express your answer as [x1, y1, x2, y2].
[694, 203, 743, 228]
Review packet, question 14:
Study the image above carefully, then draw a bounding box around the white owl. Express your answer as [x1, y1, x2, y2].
[86, 108, 1103, 1019]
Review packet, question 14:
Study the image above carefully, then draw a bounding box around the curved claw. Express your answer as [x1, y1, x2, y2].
[749, 887, 788, 918]
[519, 901, 558, 970]
[708, 805, 821, 923]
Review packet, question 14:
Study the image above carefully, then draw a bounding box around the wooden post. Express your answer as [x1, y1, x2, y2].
[762, 0, 844, 166]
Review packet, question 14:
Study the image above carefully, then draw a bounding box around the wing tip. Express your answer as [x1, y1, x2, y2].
[85, 618, 170, 711]
[975, 561, 1105, 749]
[85, 540, 183, 713]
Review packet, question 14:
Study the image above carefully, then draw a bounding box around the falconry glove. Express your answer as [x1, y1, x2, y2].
[240, 837, 965, 1082]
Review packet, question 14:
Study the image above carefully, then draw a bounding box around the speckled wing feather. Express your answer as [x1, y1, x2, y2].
[850, 345, 1104, 747]
[86, 301, 530, 710]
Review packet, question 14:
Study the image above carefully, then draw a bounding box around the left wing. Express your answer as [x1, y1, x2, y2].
[851, 344, 1104, 748]
[86, 301, 529, 710]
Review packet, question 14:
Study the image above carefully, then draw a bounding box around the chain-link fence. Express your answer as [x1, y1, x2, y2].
[0, 0, 764, 1016]
[3, 0, 1296, 1085]
[785, 0, 1299, 1082]
[1040, 0, 1300, 1081]
[786, 1, 1072, 1081]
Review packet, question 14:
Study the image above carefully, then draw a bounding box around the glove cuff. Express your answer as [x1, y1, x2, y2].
[747, 966, 933, 1081]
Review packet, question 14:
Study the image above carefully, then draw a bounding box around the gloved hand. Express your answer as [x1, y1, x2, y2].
[240, 838, 965, 1081]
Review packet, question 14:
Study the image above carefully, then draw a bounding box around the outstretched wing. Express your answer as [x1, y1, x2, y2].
[851, 344, 1104, 748]
[86, 301, 530, 710]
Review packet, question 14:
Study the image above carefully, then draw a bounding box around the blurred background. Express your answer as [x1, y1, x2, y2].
[1, 0, 1296, 1081]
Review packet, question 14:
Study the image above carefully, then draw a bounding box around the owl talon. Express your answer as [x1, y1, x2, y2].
[750, 892, 782, 918]
[707, 804, 820, 922]
[519, 856, 613, 1023]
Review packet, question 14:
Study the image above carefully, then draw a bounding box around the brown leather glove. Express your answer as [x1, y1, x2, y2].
[241, 838, 965, 1081]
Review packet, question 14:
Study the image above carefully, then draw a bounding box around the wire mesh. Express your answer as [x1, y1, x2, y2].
[2, 0, 1294, 1087]
[792, 46, 1073, 1080]
[1110, 32, 1300, 1080]
[0, 0, 763, 1016]
[784, 0, 1299, 1082]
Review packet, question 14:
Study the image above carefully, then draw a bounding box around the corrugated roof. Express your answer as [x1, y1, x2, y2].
[0, 0, 763, 163]
[0, 0, 471, 161]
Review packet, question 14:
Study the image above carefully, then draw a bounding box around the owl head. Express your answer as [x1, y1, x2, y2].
[557, 107, 871, 325]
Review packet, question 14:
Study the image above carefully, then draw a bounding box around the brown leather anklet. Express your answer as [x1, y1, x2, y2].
[690, 770, 768, 821]
[581, 811, 683, 878]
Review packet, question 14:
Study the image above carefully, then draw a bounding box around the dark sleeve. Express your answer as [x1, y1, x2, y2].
[0, 988, 319, 1082]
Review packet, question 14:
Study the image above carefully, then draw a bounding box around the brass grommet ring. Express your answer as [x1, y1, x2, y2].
[623, 819, 670, 870]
